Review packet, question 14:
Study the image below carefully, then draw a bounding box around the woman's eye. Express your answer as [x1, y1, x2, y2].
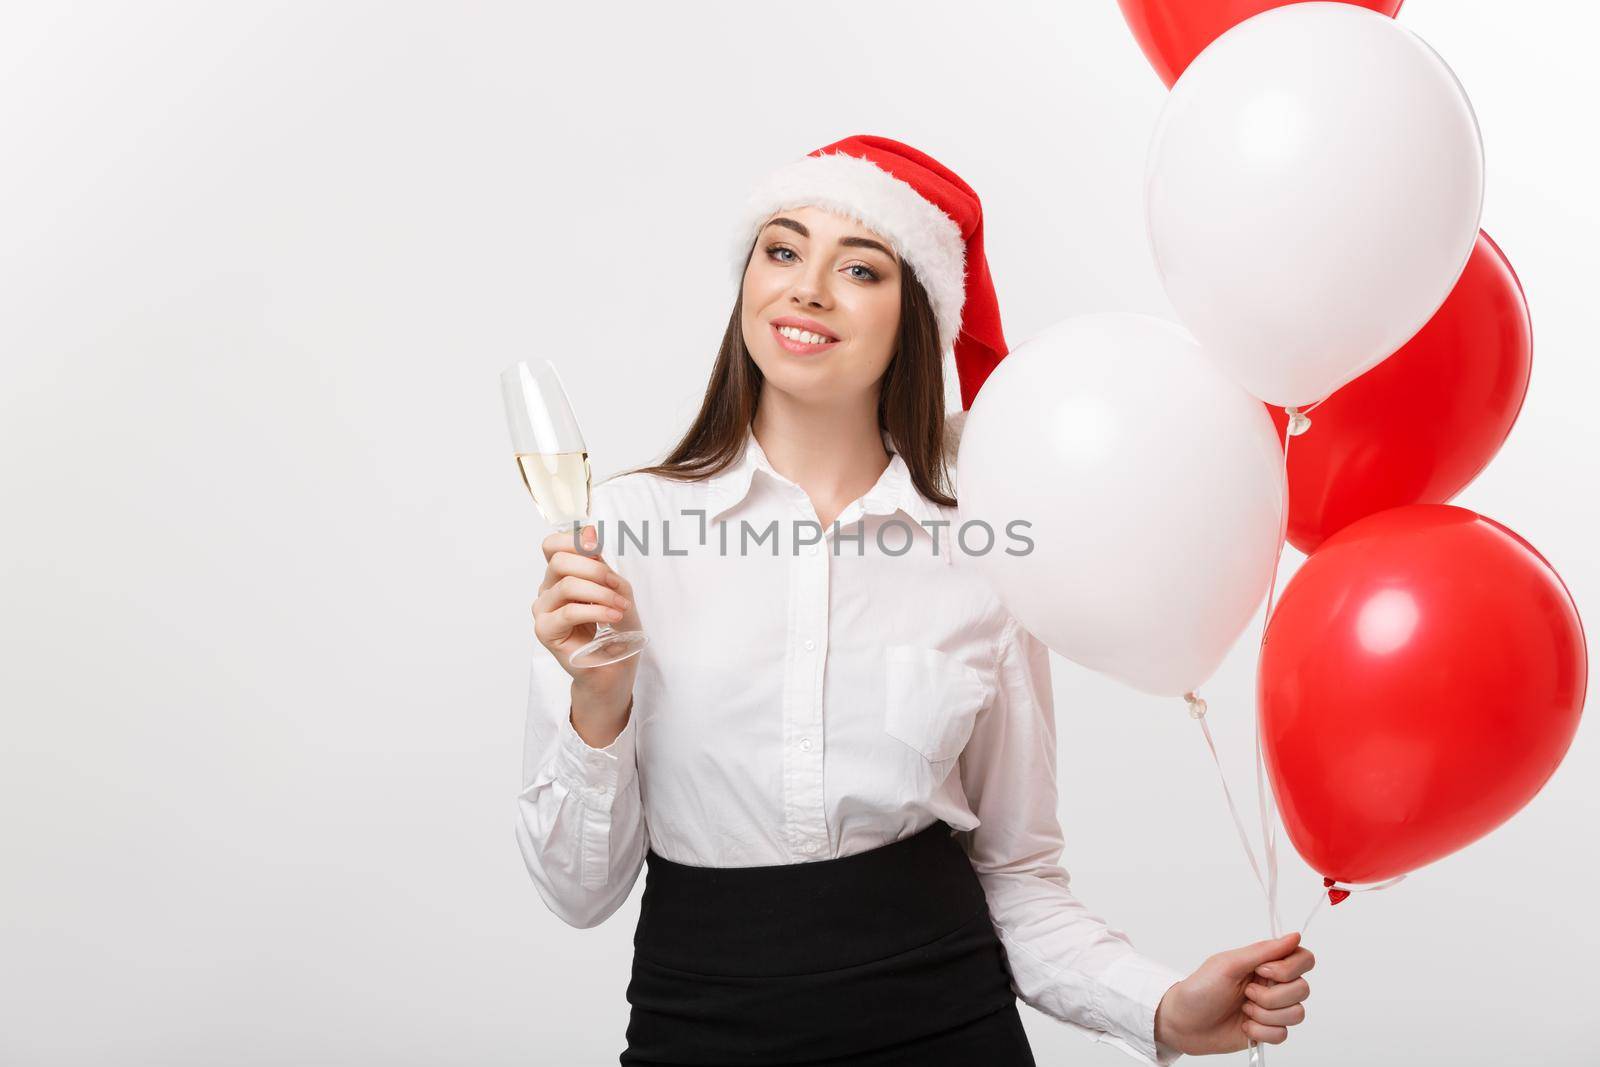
[764, 244, 878, 282]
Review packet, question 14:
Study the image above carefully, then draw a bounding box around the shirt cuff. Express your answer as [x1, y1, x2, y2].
[554, 707, 638, 812]
[1092, 952, 1189, 1066]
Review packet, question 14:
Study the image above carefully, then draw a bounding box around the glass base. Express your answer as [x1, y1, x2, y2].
[569, 628, 649, 669]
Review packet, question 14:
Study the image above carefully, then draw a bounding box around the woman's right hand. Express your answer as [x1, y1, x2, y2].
[533, 521, 641, 744]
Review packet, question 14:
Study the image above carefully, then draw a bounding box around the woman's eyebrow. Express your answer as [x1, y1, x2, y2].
[764, 217, 897, 260]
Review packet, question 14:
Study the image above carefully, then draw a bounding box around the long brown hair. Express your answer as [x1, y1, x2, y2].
[621, 239, 957, 506]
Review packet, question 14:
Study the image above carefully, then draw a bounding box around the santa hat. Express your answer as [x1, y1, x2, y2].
[730, 134, 1008, 411]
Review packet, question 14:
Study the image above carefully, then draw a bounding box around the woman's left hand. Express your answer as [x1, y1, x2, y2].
[1153, 931, 1314, 1055]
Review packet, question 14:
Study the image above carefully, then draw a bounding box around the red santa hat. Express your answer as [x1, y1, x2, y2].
[731, 134, 1008, 411]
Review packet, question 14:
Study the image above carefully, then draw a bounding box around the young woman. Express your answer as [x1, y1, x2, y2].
[517, 135, 1314, 1066]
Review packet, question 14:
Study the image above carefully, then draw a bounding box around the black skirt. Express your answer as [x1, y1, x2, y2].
[618, 818, 1036, 1066]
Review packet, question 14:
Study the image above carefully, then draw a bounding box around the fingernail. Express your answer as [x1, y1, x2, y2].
[606, 573, 620, 588]
[608, 608, 624, 619]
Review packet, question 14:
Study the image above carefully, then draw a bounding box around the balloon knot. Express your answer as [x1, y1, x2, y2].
[1323, 877, 1349, 905]
[1183, 691, 1207, 719]
[1285, 406, 1312, 436]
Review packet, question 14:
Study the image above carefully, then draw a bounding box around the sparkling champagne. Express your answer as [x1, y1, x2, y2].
[516, 450, 592, 528]
[501, 358, 646, 668]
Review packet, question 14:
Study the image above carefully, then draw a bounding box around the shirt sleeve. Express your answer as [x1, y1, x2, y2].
[513, 489, 648, 928]
[955, 614, 1188, 1066]
[515, 644, 647, 927]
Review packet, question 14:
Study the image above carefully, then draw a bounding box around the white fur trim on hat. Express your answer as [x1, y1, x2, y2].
[731, 150, 967, 351]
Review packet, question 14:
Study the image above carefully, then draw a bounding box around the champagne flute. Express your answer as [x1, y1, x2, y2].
[501, 359, 648, 668]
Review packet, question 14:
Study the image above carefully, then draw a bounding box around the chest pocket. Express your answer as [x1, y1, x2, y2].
[883, 645, 992, 763]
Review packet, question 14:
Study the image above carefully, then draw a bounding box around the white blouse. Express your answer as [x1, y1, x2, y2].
[516, 425, 1186, 1065]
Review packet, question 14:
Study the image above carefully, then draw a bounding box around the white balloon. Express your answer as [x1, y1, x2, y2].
[1145, 2, 1484, 408]
[957, 313, 1285, 697]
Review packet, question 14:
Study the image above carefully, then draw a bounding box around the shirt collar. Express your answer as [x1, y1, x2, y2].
[702, 428, 952, 562]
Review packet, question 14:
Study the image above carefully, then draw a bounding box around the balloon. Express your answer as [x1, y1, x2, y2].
[1259, 504, 1588, 885]
[1117, 0, 1403, 87]
[957, 313, 1284, 696]
[1268, 231, 1532, 554]
[1145, 2, 1484, 408]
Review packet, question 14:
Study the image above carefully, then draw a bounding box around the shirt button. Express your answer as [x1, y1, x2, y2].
[803, 639, 815, 651]
[808, 545, 819, 556]
[799, 737, 812, 751]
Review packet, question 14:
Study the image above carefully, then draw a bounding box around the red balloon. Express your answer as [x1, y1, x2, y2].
[1118, 0, 1404, 86]
[1268, 232, 1533, 555]
[1259, 504, 1587, 885]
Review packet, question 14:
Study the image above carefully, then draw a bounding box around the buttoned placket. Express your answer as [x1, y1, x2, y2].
[781, 484, 832, 859]
[779, 487, 923, 860]
[707, 434, 950, 860]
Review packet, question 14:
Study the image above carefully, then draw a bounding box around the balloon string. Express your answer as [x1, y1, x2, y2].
[1193, 400, 1332, 1066]
[1244, 398, 1324, 1065]
[1254, 415, 1292, 934]
[1186, 701, 1272, 1067]
[1252, 398, 1330, 924]
[1300, 874, 1408, 936]
[1190, 701, 1268, 898]
[1255, 399, 1326, 935]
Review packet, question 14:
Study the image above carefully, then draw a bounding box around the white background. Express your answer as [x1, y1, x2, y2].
[2, 2, 1595, 1064]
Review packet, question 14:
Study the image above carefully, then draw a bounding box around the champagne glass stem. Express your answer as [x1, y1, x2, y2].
[555, 516, 616, 639]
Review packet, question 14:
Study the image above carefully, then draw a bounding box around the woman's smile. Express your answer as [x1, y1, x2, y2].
[770, 317, 842, 355]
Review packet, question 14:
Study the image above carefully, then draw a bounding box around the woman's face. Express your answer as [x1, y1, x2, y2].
[740, 205, 903, 406]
